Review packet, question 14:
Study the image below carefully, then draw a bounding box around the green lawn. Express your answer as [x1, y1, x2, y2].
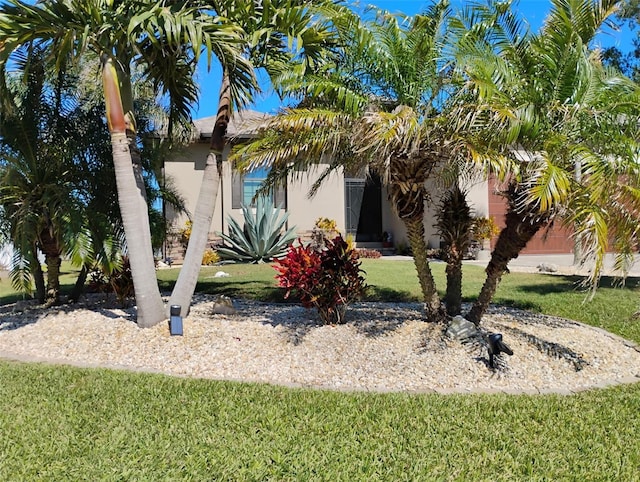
[2, 259, 640, 480]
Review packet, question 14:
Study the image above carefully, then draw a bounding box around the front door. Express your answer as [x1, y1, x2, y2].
[345, 175, 382, 242]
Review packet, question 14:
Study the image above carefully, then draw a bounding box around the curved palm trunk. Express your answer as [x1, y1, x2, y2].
[388, 156, 445, 322]
[168, 153, 222, 316]
[405, 217, 445, 322]
[68, 264, 88, 303]
[169, 72, 231, 317]
[111, 132, 166, 326]
[466, 206, 548, 325]
[103, 56, 165, 327]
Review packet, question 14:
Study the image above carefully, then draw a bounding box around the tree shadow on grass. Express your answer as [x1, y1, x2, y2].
[364, 286, 421, 303]
[193, 279, 287, 303]
[510, 274, 640, 295]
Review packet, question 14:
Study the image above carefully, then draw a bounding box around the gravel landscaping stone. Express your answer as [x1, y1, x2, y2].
[1, 293, 639, 394]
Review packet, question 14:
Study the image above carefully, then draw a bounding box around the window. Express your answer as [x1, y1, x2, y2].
[232, 167, 286, 209]
[242, 167, 271, 206]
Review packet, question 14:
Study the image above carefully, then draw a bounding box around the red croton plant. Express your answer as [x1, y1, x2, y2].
[274, 235, 367, 325]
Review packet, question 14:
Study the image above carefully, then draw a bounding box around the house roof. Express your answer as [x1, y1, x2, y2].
[193, 109, 270, 141]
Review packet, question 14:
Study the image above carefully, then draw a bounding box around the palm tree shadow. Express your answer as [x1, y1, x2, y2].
[364, 287, 420, 303]
[235, 301, 319, 346]
[349, 302, 423, 337]
[227, 300, 422, 346]
[194, 279, 287, 303]
[0, 294, 136, 332]
[511, 274, 640, 295]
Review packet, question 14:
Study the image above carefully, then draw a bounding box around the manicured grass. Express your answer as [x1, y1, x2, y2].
[1, 362, 639, 480]
[0, 261, 80, 305]
[2, 258, 640, 479]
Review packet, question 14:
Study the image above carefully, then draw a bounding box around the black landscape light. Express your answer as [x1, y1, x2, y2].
[487, 333, 513, 368]
[169, 305, 183, 336]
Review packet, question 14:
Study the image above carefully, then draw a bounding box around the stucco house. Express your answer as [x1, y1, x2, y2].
[163, 110, 573, 261]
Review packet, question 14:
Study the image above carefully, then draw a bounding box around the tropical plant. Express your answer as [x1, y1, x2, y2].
[274, 235, 367, 324]
[86, 256, 134, 307]
[167, 0, 338, 317]
[201, 248, 220, 266]
[453, 0, 640, 324]
[216, 196, 297, 263]
[234, 2, 463, 322]
[470, 216, 500, 243]
[0, 0, 252, 326]
[309, 217, 340, 251]
[434, 184, 474, 316]
[0, 45, 188, 306]
[0, 47, 88, 305]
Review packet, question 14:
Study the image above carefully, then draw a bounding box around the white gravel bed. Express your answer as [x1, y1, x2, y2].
[1, 294, 639, 394]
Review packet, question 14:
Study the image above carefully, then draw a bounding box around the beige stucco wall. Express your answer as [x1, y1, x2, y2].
[286, 165, 345, 234]
[463, 177, 490, 217]
[165, 143, 346, 239]
[165, 141, 492, 252]
[164, 143, 226, 235]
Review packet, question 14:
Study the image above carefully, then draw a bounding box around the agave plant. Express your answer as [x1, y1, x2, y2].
[216, 196, 297, 263]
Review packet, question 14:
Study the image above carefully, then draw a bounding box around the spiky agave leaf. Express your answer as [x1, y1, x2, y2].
[216, 196, 297, 263]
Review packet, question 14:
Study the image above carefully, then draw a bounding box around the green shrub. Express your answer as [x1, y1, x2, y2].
[216, 196, 297, 263]
[274, 235, 367, 324]
[86, 257, 134, 306]
[201, 248, 220, 266]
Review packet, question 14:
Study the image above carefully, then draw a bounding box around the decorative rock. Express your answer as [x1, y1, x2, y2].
[537, 263, 558, 273]
[211, 295, 236, 315]
[2, 297, 640, 394]
[214, 271, 230, 278]
[445, 315, 479, 341]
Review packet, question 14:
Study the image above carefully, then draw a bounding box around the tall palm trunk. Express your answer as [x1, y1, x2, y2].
[102, 56, 165, 327]
[388, 157, 445, 322]
[168, 72, 231, 317]
[466, 198, 548, 325]
[404, 217, 445, 322]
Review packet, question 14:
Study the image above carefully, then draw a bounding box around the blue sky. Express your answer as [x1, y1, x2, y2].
[193, 0, 636, 119]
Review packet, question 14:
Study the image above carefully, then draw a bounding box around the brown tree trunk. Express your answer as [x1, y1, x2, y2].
[405, 218, 445, 322]
[445, 246, 464, 316]
[39, 229, 62, 306]
[466, 206, 548, 325]
[68, 264, 89, 303]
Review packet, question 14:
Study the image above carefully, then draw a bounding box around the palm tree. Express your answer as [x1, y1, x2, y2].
[453, 0, 640, 324]
[168, 0, 338, 317]
[434, 183, 474, 316]
[0, 0, 252, 326]
[0, 47, 87, 305]
[234, 3, 461, 321]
